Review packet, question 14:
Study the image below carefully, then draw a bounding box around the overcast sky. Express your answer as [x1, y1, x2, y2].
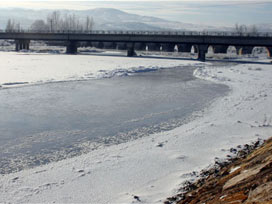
[0, 1, 271, 26]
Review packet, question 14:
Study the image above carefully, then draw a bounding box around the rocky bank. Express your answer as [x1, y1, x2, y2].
[166, 138, 272, 204]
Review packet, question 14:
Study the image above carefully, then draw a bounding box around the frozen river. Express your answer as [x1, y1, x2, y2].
[0, 65, 228, 174]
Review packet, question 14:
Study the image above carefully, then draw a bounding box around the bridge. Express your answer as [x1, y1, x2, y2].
[0, 30, 272, 61]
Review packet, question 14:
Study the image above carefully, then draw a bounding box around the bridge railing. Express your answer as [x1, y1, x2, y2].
[0, 29, 272, 37]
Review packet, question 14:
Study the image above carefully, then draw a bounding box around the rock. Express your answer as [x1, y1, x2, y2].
[220, 191, 248, 203]
[12, 177, 19, 182]
[230, 148, 237, 153]
[156, 143, 164, 147]
[246, 181, 272, 203]
[133, 195, 141, 202]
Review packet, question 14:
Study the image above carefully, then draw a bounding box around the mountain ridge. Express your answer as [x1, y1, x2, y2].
[0, 7, 271, 32]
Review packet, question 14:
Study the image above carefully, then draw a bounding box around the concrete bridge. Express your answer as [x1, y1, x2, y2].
[0, 30, 272, 61]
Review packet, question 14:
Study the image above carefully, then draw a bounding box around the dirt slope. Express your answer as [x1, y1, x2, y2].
[167, 138, 272, 204]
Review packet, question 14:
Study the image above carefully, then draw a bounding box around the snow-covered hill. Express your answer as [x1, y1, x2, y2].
[0, 8, 213, 31]
[0, 8, 271, 32]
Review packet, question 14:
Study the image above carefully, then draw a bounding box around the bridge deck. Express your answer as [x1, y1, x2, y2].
[0, 31, 271, 47]
[0, 30, 271, 61]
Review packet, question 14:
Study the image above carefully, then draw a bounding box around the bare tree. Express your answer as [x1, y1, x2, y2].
[234, 23, 248, 35]
[5, 19, 13, 32]
[15, 22, 21, 31]
[249, 25, 258, 34]
[85, 16, 94, 32]
[30, 11, 95, 32]
[30, 20, 49, 32]
[47, 11, 61, 31]
[5, 19, 21, 32]
[234, 23, 258, 35]
[59, 13, 92, 32]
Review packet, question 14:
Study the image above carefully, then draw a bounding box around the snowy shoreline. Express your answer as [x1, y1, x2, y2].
[1, 54, 272, 203]
[0, 51, 202, 88]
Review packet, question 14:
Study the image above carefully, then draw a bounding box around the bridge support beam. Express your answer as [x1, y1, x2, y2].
[266, 47, 272, 58]
[197, 45, 208, 62]
[127, 43, 136, 57]
[15, 40, 30, 51]
[177, 44, 192, 53]
[146, 43, 161, 51]
[213, 45, 228, 54]
[161, 43, 175, 52]
[66, 41, 78, 54]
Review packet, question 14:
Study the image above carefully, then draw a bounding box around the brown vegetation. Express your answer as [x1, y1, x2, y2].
[166, 138, 272, 204]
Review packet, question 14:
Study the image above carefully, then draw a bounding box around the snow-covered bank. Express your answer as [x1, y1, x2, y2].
[1, 57, 272, 203]
[0, 51, 199, 88]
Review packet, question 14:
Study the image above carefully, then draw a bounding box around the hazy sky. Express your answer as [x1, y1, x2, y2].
[0, 1, 271, 26]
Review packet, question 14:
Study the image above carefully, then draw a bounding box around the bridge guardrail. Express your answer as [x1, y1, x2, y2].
[0, 29, 272, 37]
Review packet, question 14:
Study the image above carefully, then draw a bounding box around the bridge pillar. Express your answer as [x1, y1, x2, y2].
[177, 44, 192, 53]
[266, 47, 272, 58]
[127, 43, 136, 57]
[197, 45, 208, 62]
[134, 43, 146, 51]
[66, 41, 78, 54]
[213, 45, 228, 54]
[15, 40, 30, 51]
[146, 43, 161, 51]
[161, 43, 175, 52]
[235, 46, 242, 55]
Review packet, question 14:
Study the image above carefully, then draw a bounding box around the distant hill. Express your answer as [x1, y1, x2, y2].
[0, 8, 271, 32]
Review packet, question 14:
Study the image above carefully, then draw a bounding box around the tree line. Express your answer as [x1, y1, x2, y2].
[234, 23, 258, 35]
[5, 12, 259, 34]
[5, 11, 94, 32]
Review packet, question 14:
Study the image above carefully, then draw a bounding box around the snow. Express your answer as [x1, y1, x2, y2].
[0, 51, 199, 87]
[0, 52, 272, 203]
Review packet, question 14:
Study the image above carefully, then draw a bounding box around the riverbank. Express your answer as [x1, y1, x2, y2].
[0, 55, 272, 203]
[167, 137, 272, 204]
